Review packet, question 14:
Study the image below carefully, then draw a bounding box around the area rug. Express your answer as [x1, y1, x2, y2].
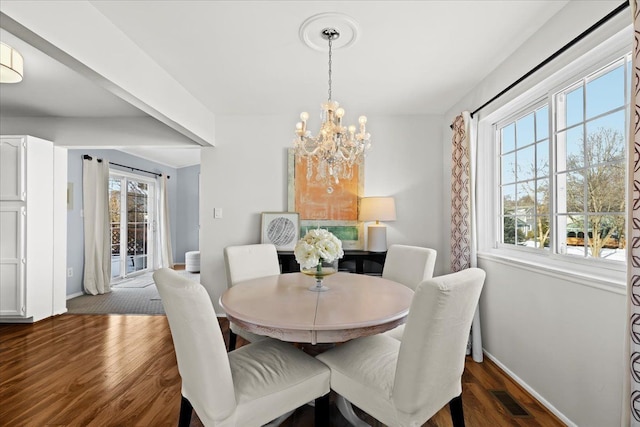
[66, 270, 201, 315]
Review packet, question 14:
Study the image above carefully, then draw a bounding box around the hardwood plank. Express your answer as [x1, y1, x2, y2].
[0, 314, 566, 426]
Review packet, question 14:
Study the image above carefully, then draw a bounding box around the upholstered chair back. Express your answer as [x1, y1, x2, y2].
[393, 268, 485, 416]
[153, 268, 237, 424]
[382, 244, 437, 291]
[224, 243, 281, 287]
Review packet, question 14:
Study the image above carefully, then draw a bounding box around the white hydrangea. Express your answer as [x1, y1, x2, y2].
[294, 228, 344, 270]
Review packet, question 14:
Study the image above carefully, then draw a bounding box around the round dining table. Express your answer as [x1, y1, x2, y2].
[219, 272, 414, 345]
[220, 272, 413, 426]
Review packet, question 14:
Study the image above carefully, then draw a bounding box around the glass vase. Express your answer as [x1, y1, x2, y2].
[301, 258, 339, 292]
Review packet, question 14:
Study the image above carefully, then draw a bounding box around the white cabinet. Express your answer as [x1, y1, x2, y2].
[0, 135, 67, 322]
[0, 205, 25, 316]
[0, 137, 25, 201]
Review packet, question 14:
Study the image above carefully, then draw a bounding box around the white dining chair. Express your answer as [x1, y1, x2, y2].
[381, 244, 437, 340]
[223, 243, 282, 350]
[316, 268, 485, 427]
[153, 268, 330, 427]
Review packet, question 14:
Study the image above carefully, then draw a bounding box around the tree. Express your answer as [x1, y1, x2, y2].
[503, 216, 525, 244]
[566, 127, 625, 257]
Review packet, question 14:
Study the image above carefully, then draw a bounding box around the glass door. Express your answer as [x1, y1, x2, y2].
[109, 172, 156, 281]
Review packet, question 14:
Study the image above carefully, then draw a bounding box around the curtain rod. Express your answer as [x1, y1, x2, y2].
[83, 154, 170, 179]
[450, 1, 629, 129]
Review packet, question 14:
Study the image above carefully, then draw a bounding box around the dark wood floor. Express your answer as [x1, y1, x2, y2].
[0, 314, 565, 426]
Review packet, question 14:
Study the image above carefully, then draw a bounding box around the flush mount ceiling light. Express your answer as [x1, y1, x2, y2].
[0, 42, 24, 83]
[294, 14, 370, 193]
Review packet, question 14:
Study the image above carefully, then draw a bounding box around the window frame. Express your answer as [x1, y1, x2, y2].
[476, 26, 631, 289]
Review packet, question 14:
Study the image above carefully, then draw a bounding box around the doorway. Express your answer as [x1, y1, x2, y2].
[109, 171, 156, 282]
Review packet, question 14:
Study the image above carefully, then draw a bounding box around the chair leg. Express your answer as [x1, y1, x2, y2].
[229, 330, 237, 351]
[178, 395, 193, 427]
[314, 393, 330, 427]
[449, 394, 465, 427]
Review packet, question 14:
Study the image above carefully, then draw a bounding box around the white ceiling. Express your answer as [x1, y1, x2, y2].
[0, 0, 574, 166]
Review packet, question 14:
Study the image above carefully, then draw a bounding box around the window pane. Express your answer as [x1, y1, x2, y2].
[515, 216, 529, 245]
[536, 105, 549, 140]
[517, 182, 535, 210]
[557, 171, 584, 214]
[566, 170, 584, 213]
[565, 126, 584, 170]
[586, 214, 625, 261]
[516, 113, 535, 147]
[566, 86, 584, 127]
[503, 216, 518, 244]
[534, 214, 551, 249]
[517, 145, 535, 181]
[502, 152, 516, 184]
[502, 184, 516, 215]
[502, 123, 515, 153]
[585, 110, 626, 166]
[536, 178, 549, 215]
[566, 214, 587, 257]
[590, 214, 625, 261]
[537, 139, 549, 177]
[535, 178, 551, 250]
[586, 65, 624, 119]
[586, 164, 625, 214]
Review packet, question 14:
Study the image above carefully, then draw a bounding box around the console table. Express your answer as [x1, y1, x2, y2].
[278, 250, 387, 275]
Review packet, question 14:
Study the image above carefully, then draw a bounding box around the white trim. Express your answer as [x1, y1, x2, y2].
[478, 251, 625, 294]
[66, 291, 84, 300]
[483, 350, 577, 427]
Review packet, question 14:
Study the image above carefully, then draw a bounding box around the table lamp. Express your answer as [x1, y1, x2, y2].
[359, 197, 396, 252]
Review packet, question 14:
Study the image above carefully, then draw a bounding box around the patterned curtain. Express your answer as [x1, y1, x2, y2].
[627, 2, 640, 425]
[451, 111, 483, 362]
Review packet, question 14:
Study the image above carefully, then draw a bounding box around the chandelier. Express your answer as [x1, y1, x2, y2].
[294, 28, 371, 193]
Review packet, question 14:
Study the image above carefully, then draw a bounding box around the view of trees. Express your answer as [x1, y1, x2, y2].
[504, 126, 625, 258]
[565, 127, 625, 257]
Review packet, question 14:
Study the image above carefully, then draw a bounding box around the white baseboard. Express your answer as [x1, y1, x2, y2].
[484, 350, 576, 427]
[66, 291, 84, 300]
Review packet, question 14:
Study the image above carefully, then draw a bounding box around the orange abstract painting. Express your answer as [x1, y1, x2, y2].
[287, 149, 364, 249]
[294, 157, 359, 221]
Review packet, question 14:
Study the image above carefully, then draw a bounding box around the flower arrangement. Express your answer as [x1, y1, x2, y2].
[294, 228, 344, 270]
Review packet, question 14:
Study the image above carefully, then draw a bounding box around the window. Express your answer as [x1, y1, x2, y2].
[496, 54, 629, 265]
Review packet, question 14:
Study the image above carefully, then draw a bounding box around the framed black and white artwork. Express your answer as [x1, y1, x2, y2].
[261, 212, 300, 251]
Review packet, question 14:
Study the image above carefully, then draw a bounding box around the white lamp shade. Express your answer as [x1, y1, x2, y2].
[359, 197, 396, 222]
[0, 42, 24, 84]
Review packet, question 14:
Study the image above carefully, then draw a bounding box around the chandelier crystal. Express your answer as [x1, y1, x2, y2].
[294, 28, 371, 193]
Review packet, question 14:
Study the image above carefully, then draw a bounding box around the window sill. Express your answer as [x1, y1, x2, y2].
[478, 249, 626, 295]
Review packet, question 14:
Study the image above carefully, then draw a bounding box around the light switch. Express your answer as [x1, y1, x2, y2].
[214, 208, 223, 219]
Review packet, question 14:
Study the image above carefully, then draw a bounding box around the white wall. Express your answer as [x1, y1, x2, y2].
[175, 165, 200, 263]
[442, 1, 628, 426]
[480, 257, 624, 427]
[200, 113, 443, 313]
